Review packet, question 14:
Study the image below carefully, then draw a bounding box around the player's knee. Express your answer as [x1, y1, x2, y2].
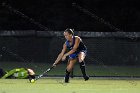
[66, 66, 73, 72]
[78, 56, 85, 62]
[78, 58, 84, 63]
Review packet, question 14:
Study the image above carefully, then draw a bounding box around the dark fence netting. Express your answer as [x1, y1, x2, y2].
[0, 31, 140, 77]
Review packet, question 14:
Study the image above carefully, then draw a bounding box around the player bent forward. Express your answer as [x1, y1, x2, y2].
[53, 28, 89, 83]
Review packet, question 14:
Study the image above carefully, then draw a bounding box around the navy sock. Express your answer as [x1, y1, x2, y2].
[64, 69, 70, 83]
[79, 61, 87, 77]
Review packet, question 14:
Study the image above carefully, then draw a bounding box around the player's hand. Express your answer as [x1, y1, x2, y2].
[62, 55, 66, 61]
[52, 63, 57, 67]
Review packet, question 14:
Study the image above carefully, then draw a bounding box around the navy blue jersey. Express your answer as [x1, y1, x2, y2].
[65, 36, 87, 52]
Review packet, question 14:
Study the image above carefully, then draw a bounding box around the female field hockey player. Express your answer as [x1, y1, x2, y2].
[53, 28, 89, 83]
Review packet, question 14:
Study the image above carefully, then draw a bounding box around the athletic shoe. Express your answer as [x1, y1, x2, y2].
[84, 76, 89, 81]
[64, 77, 69, 83]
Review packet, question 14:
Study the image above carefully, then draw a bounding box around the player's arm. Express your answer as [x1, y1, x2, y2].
[53, 43, 67, 66]
[1, 68, 20, 79]
[64, 36, 80, 57]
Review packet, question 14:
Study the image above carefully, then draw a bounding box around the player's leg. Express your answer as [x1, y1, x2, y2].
[78, 52, 89, 81]
[0, 68, 6, 78]
[65, 59, 76, 83]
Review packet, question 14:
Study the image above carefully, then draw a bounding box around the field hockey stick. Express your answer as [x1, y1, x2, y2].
[35, 66, 55, 81]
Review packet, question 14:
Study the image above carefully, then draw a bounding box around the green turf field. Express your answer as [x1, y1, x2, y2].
[0, 78, 140, 93]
